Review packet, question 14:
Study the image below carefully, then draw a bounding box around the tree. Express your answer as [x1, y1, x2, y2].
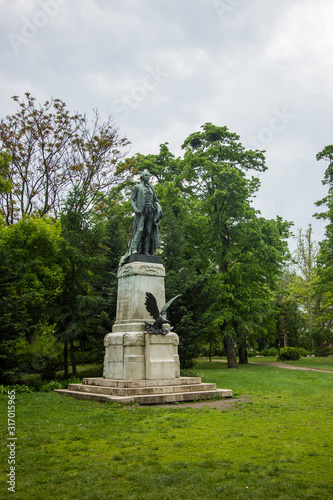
[0, 189, 132, 381]
[274, 269, 306, 356]
[57, 188, 106, 377]
[0, 93, 130, 223]
[0, 150, 12, 197]
[313, 145, 333, 347]
[180, 124, 290, 366]
[88, 191, 132, 362]
[157, 181, 206, 368]
[203, 214, 290, 365]
[293, 225, 319, 330]
[124, 124, 291, 368]
[0, 216, 64, 382]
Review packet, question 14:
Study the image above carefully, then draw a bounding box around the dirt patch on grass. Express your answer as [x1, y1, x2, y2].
[133, 396, 251, 410]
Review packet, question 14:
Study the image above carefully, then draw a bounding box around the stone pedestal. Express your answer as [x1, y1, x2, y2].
[103, 257, 180, 380]
[57, 258, 232, 404]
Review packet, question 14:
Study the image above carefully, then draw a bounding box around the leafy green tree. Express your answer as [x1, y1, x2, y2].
[158, 182, 208, 368]
[127, 143, 181, 184]
[204, 214, 290, 365]
[0, 93, 129, 223]
[274, 269, 306, 356]
[12, 324, 62, 380]
[124, 124, 291, 368]
[0, 150, 12, 196]
[179, 123, 290, 366]
[312, 145, 333, 348]
[88, 192, 132, 362]
[0, 216, 64, 382]
[57, 188, 106, 377]
[293, 225, 319, 329]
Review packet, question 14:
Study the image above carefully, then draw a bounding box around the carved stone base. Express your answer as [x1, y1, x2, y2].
[103, 330, 180, 380]
[145, 332, 180, 379]
[103, 331, 145, 380]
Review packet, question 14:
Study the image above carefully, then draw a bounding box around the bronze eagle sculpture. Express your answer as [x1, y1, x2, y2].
[144, 291, 181, 335]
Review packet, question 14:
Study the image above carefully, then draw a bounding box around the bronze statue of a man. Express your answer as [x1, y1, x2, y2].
[120, 170, 162, 265]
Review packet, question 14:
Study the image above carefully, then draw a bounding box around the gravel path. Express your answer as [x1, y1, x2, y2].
[249, 361, 332, 373]
[204, 358, 333, 373]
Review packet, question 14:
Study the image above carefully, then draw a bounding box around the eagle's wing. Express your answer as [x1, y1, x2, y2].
[160, 294, 182, 317]
[145, 292, 160, 320]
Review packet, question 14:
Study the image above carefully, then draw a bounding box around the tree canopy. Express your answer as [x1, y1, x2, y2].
[0, 93, 130, 223]
[1, 111, 332, 382]
[123, 123, 292, 366]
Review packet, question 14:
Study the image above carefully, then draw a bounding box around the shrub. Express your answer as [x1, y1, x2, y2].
[0, 384, 34, 395]
[180, 369, 199, 378]
[33, 377, 81, 392]
[0, 377, 82, 395]
[37, 380, 65, 392]
[298, 347, 312, 357]
[314, 346, 333, 357]
[13, 325, 62, 380]
[279, 347, 301, 361]
[261, 347, 278, 357]
[247, 351, 254, 357]
[308, 328, 333, 355]
[1, 367, 23, 385]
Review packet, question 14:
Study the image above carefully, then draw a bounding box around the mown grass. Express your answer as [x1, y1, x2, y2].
[1, 362, 332, 499]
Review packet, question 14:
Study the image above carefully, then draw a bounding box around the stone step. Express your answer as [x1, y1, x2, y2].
[82, 377, 202, 388]
[55, 389, 113, 403]
[67, 382, 218, 396]
[55, 388, 232, 405]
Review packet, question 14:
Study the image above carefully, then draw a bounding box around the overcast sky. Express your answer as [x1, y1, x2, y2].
[1, 0, 333, 251]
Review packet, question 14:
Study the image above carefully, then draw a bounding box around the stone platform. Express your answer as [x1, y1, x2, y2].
[55, 377, 232, 405]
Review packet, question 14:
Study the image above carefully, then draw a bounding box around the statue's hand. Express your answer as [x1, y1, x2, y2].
[135, 208, 141, 215]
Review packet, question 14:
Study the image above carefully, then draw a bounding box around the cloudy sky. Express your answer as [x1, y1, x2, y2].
[1, 0, 333, 250]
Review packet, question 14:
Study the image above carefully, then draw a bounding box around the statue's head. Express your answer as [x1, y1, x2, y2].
[140, 169, 150, 181]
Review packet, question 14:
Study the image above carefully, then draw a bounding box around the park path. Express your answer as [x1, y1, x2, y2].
[202, 358, 333, 373]
[249, 361, 333, 373]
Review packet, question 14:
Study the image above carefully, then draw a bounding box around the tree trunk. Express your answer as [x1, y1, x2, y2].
[283, 332, 288, 347]
[81, 339, 85, 366]
[224, 336, 238, 368]
[70, 340, 78, 378]
[277, 313, 282, 360]
[308, 290, 313, 330]
[238, 344, 248, 364]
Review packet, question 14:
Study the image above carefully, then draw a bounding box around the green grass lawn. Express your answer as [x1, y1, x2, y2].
[1, 362, 332, 499]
